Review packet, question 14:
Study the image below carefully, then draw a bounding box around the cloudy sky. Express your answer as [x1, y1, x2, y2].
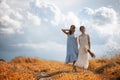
[0, 0, 120, 61]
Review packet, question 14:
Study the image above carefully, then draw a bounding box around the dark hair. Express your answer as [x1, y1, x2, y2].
[69, 25, 75, 35]
[80, 26, 85, 30]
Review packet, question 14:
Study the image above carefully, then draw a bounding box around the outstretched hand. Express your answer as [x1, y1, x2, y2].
[90, 52, 96, 58]
[61, 29, 69, 35]
[88, 49, 96, 58]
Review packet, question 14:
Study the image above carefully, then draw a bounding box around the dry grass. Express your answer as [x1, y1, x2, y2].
[0, 54, 120, 80]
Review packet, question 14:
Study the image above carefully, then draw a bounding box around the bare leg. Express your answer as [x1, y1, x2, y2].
[83, 67, 87, 73]
[72, 61, 77, 72]
[84, 68, 87, 72]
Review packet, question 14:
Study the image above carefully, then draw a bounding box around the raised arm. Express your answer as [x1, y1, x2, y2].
[61, 29, 69, 35]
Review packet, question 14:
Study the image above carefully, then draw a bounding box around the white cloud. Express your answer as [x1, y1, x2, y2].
[49, 0, 84, 11]
[35, 0, 80, 9]
[0, 0, 23, 34]
[34, 0, 62, 26]
[78, 7, 118, 25]
[5, 0, 33, 10]
[14, 12, 23, 20]
[0, 27, 15, 34]
[27, 12, 41, 26]
[93, 7, 118, 25]
[1, 15, 21, 28]
[92, 7, 118, 35]
[0, 0, 23, 20]
[106, 27, 120, 50]
[32, 0, 80, 27]
[50, 4, 62, 26]
[78, 7, 118, 35]
[61, 12, 80, 28]
[0, 15, 22, 34]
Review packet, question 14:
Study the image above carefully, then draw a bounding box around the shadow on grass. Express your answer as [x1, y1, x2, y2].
[36, 70, 70, 80]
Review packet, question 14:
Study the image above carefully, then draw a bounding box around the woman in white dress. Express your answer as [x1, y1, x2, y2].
[75, 26, 95, 72]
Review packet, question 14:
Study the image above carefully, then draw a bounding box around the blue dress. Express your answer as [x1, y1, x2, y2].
[65, 34, 78, 63]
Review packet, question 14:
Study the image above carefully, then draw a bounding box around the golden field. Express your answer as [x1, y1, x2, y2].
[0, 54, 120, 80]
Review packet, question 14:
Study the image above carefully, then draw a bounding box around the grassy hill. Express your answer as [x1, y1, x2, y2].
[0, 54, 120, 80]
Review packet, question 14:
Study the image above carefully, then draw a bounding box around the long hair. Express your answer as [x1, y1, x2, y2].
[69, 25, 75, 35]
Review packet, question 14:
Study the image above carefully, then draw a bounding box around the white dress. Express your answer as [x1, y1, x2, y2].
[75, 34, 89, 69]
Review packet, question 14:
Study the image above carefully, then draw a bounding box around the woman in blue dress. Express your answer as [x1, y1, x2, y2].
[61, 25, 78, 72]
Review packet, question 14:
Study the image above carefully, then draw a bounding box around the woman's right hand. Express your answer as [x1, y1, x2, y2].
[61, 29, 69, 31]
[61, 29, 69, 35]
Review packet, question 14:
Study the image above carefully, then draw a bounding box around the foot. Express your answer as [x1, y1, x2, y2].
[72, 67, 77, 72]
[72, 69, 76, 72]
[83, 69, 87, 73]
